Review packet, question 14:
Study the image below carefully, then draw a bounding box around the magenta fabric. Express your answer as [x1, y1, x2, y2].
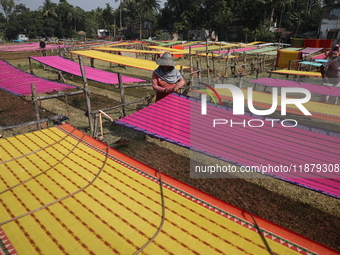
[312, 53, 327, 59]
[0, 60, 77, 95]
[249, 77, 340, 97]
[115, 93, 340, 199]
[31, 56, 146, 84]
[213, 47, 257, 54]
[0, 43, 39, 50]
[0, 43, 71, 52]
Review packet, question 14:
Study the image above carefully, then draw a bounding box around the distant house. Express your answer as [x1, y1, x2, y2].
[318, 4, 340, 42]
[188, 30, 218, 41]
[97, 29, 109, 39]
[18, 34, 29, 41]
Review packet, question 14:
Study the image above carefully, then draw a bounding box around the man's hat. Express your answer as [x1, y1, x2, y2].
[155, 52, 176, 66]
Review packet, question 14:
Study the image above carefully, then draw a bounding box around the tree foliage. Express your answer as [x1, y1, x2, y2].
[0, 0, 325, 42]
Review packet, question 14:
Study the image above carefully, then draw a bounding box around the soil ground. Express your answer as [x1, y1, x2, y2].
[0, 43, 339, 252]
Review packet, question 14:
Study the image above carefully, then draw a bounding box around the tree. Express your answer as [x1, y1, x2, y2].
[115, 0, 134, 28]
[67, 6, 84, 31]
[6, 6, 45, 40]
[160, 0, 203, 37]
[41, 0, 57, 18]
[136, 0, 160, 38]
[0, 0, 15, 22]
[55, 0, 79, 38]
[259, 0, 294, 31]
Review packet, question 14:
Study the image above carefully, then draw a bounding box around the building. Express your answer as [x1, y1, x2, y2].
[97, 29, 109, 39]
[17, 34, 29, 41]
[318, 4, 340, 42]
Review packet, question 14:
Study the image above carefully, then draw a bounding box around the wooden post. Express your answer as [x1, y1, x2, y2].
[197, 61, 201, 83]
[99, 113, 104, 138]
[28, 57, 34, 75]
[57, 71, 66, 83]
[118, 73, 126, 117]
[225, 55, 229, 78]
[30, 83, 41, 130]
[90, 58, 94, 68]
[212, 53, 216, 78]
[206, 38, 210, 82]
[189, 46, 193, 86]
[78, 55, 94, 132]
[93, 113, 99, 138]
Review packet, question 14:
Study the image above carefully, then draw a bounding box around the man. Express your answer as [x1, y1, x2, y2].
[320, 56, 340, 87]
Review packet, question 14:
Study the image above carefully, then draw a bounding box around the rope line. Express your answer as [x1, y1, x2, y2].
[242, 201, 274, 255]
[133, 170, 165, 255]
[0, 127, 77, 165]
[0, 132, 86, 195]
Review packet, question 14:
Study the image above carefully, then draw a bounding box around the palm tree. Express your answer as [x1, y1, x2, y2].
[67, 6, 83, 31]
[41, 0, 58, 18]
[115, 0, 134, 28]
[0, 0, 15, 22]
[136, 0, 161, 39]
[262, 0, 293, 31]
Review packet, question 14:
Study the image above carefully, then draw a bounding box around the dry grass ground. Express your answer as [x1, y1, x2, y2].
[1, 44, 340, 252]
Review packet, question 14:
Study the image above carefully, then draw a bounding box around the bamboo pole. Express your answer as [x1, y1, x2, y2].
[28, 57, 34, 75]
[212, 53, 216, 77]
[78, 55, 93, 132]
[197, 61, 201, 83]
[91, 97, 147, 115]
[27, 90, 84, 101]
[0, 115, 62, 131]
[30, 83, 41, 130]
[92, 113, 99, 138]
[206, 37, 210, 83]
[99, 113, 103, 138]
[118, 73, 126, 117]
[57, 71, 66, 83]
[189, 46, 193, 85]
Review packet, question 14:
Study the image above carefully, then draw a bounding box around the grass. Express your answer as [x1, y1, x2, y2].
[1, 43, 340, 252]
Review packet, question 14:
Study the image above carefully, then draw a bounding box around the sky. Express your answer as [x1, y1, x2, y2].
[16, 0, 166, 12]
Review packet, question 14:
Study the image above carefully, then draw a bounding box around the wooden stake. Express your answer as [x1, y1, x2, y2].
[78, 55, 93, 132]
[93, 113, 99, 138]
[189, 46, 193, 85]
[28, 57, 34, 75]
[118, 73, 126, 117]
[206, 38, 210, 82]
[99, 113, 103, 138]
[30, 83, 41, 130]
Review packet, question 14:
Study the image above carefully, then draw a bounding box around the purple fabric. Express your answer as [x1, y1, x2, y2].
[0, 60, 77, 95]
[300, 47, 323, 55]
[213, 47, 257, 54]
[115, 93, 340, 199]
[31, 56, 145, 84]
[249, 77, 340, 96]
